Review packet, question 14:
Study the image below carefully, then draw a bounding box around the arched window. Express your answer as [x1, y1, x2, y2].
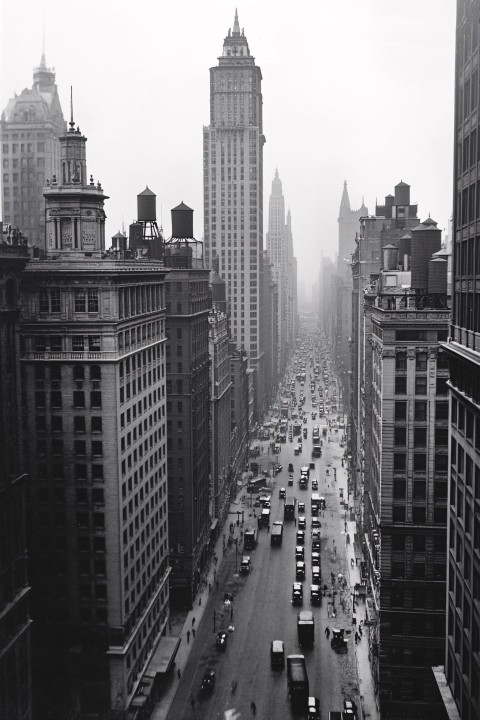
[73, 365, 85, 381]
[90, 365, 101, 381]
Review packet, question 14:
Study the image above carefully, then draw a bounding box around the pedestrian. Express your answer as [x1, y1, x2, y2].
[294, 517, 297, 527]
[190, 697, 195, 709]
[250, 700, 257, 715]
[267, 525, 270, 533]
[199, 597, 201, 606]
[177, 667, 181, 679]
[209, 583, 212, 593]
[351, 557, 355, 568]
[186, 630, 190, 643]
[192, 617, 195, 626]
[192, 628, 196, 638]
[324, 626, 330, 638]
[355, 632, 359, 644]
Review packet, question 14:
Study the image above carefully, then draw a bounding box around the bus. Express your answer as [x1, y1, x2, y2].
[287, 655, 309, 706]
[247, 477, 267, 494]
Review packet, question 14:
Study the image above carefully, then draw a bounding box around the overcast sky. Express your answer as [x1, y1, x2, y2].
[1, 0, 455, 297]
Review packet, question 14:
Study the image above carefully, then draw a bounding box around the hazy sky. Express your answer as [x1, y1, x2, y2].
[1, 0, 455, 293]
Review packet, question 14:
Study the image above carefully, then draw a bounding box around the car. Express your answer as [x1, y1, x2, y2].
[311, 551, 321, 566]
[311, 531, 320, 549]
[273, 520, 284, 527]
[240, 555, 251, 574]
[298, 501, 305, 513]
[311, 518, 321, 530]
[288, 474, 294, 486]
[298, 516, 306, 530]
[311, 479, 318, 490]
[262, 500, 271, 509]
[312, 566, 321, 584]
[216, 631, 228, 651]
[288, 463, 294, 472]
[295, 545, 304, 561]
[296, 530, 305, 545]
[296, 562, 306, 580]
[307, 696, 321, 720]
[292, 582, 303, 605]
[224, 591, 234, 602]
[274, 464, 283, 475]
[200, 669, 216, 694]
[310, 584, 321, 605]
[344, 700, 358, 718]
[279, 487, 286, 499]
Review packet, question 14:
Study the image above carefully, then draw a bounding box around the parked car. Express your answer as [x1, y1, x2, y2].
[307, 696, 321, 720]
[216, 631, 228, 651]
[274, 464, 283, 475]
[288, 474, 294, 486]
[291, 582, 303, 605]
[311, 517, 321, 530]
[295, 546, 304, 561]
[312, 566, 321, 584]
[288, 463, 294, 473]
[298, 501, 305, 514]
[298, 516, 306, 530]
[279, 487, 286, 499]
[296, 530, 305, 545]
[311, 551, 321, 567]
[311, 478, 318, 490]
[296, 561, 306, 580]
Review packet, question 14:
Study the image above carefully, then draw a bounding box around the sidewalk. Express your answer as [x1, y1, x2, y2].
[337, 462, 379, 720]
[151, 485, 249, 720]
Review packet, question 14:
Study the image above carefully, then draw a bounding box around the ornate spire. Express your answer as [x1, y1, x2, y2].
[233, 8, 240, 35]
[339, 180, 351, 217]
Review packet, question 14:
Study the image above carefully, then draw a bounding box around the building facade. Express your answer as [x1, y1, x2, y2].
[442, 3, 480, 718]
[203, 11, 267, 418]
[20, 121, 170, 718]
[164, 205, 211, 609]
[1, 55, 65, 252]
[368, 239, 450, 719]
[0, 235, 32, 720]
[229, 343, 250, 488]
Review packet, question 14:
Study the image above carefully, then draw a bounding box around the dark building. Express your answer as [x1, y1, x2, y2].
[1, 55, 65, 252]
[164, 203, 211, 608]
[0, 233, 32, 720]
[20, 121, 170, 718]
[441, 3, 480, 719]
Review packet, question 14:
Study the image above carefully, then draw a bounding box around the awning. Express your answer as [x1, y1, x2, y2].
[147, 636, 181, 676]
[210, 519, 218, 532]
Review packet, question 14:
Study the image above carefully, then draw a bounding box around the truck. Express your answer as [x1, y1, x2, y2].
[271, 522, 283, 546]
[312, 425, 322, 457]
[281, 400, 290, 419]
[293, 421, 302, 436]
[287, 655, 309, 706]
[311, 493, 321, 515]
[284, 497, 296, 520]
[244, 528, 257, 551]
[297, 611, 315, 646]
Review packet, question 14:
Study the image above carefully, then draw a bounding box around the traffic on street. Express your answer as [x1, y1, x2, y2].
[166, 323, 367, 720]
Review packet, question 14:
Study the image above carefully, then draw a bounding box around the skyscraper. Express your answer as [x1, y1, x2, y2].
[1, 55, 65, 252]
[442, 3, 480, 718]
[203, 11, 266, 417]
[21, 118, 170, 717]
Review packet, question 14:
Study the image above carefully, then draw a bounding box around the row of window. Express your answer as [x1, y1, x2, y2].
[35, 391, 102, 409]
[2, 142, 45, 153]
[394, 400, 449, 421]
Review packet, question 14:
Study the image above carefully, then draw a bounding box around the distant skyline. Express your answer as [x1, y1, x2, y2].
[0, 0, 455, 288]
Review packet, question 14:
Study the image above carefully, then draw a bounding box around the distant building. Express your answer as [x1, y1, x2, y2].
[1, 55, 65, 252]
[203, 11, 267, 418]
[333, 182, 367, 414]
[229, 343, 249, 486]
[441, 3, 480, 719]
[367, 224, 450, 719]
[0, 233, 32, 720]
[20, 119, 170, 718]
[164, 203, 211, 609]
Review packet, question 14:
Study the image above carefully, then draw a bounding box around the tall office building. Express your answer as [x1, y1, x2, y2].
[20, 119, 170, 718]
[442, 3, 480, 718]
[203, 11, 266, 417]
[0, 234, 32, 720]
[1, 55, 65, 252]
[164, 203, 211, 608]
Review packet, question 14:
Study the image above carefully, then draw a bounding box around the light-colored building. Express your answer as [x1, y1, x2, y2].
[203, 10, 266, 417]
[1, 55, 65, 252]
[20, 119, 170, 717]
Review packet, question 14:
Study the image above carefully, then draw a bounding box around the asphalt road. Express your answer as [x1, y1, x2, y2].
[167, 357, 360, 720]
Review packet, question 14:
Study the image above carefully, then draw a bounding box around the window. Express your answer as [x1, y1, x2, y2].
[392, 535, 405, 551]
[394, 454, 406, 472]
[91, 391, 102, 408]
[51, 391, 62, 408]
[412, 507, 426, 523]
[396, 352, 407, 370]
[75, 290, 86, 313]
[74, 416, 86, 433]
[414, 428, 427, 446]
[395, 377, 407, 394]
[436, 377, 448, 395]
[51, 416, 63, 432]
[395, 401, 407, 420]
[414, 453, 427, 472]
[72, 336, 84, 351]
[413, 481, 426, 500]
[73, 365, 85, 381]
[394, 479, 406, 498]
[392, 561, 405, 578]
[50, 290, 61, 314]
[88, 336, 101, 352]
[415, 376, 427, 395]
[90, 365, 101, 381]
[393, 506, 406, 522]
[413, 535, 426, 551]
[416, 352, 428, 371]
[435, 454, 448, 472]
[91, 417, 102, 432]
[394, 427, 407, 446]
[73, 391, 85, 408]
[88, 289, 99, 313]
[415, 401, 427, 421]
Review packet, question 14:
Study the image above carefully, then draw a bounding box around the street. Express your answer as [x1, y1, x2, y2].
[167, 354, 362, 720]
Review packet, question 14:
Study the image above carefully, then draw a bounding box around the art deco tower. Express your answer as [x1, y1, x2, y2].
[203, 11, 266, 415]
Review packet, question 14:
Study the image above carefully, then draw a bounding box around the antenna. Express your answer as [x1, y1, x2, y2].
[69, 86, 75, 129]
[42, 15, 45, 57]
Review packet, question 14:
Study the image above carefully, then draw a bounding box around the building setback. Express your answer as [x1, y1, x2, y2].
[164, 203, 211, 609]
[367, 225, 450, 719]
[203, 11, 267, 418]
[1, 55, 65, 253]
[20, 120, 170, 718]
[441, 3, 480, 719]
[0, 235, 32, 720]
